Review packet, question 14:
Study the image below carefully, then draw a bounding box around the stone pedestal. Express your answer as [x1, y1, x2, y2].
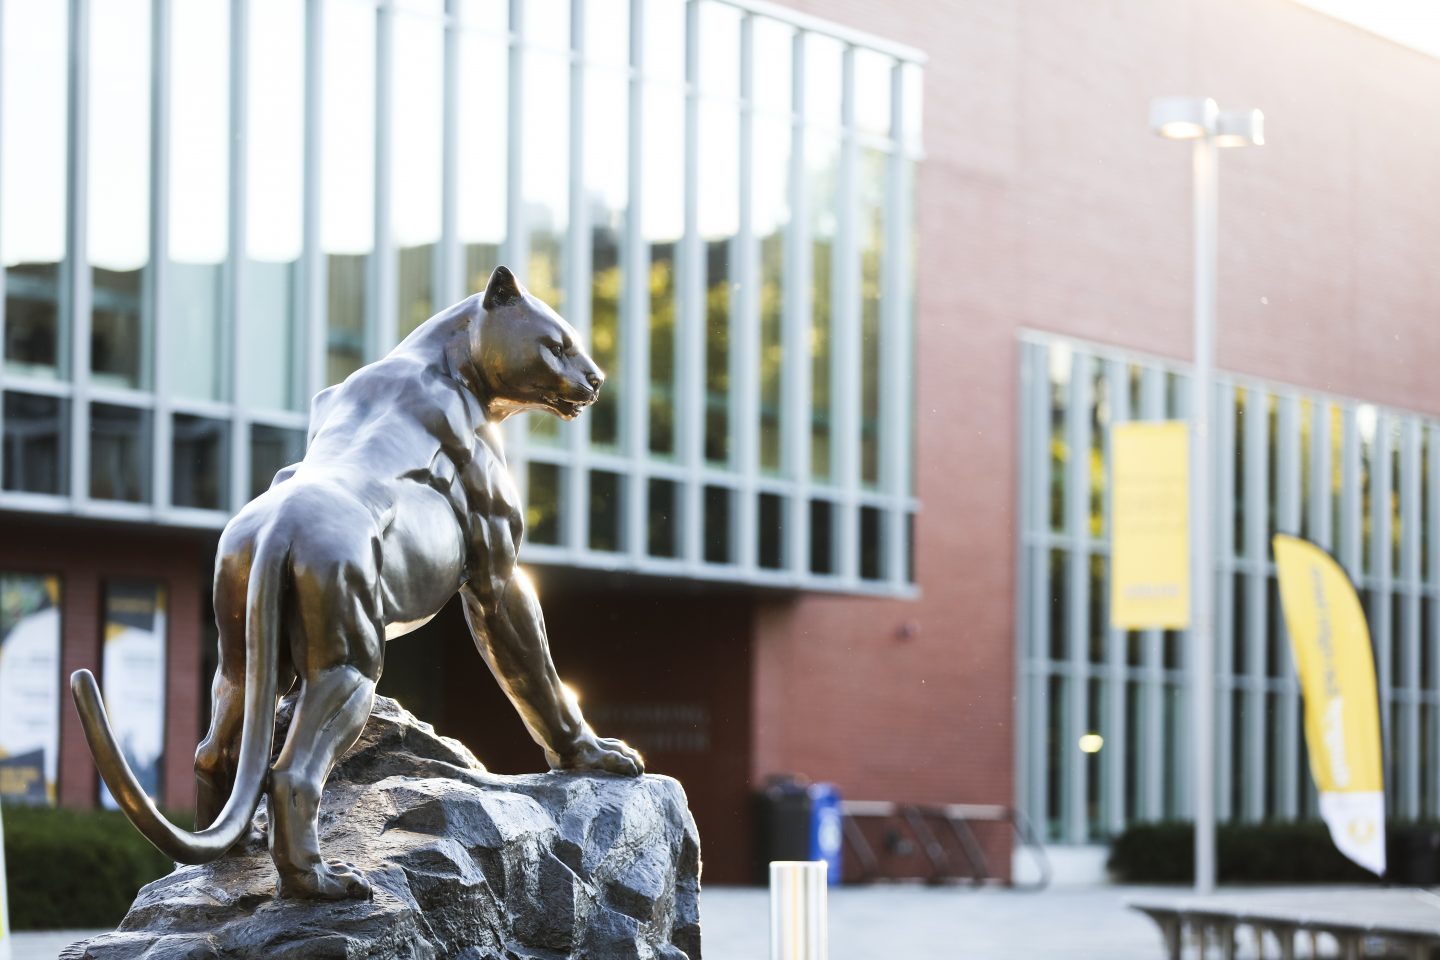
[66, 697, 701, 960]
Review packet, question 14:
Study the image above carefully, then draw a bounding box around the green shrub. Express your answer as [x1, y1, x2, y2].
[1108, 820, 1382, 884]
[1, 803, 193, 930]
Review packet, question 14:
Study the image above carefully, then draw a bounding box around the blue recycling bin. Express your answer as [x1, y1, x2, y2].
[808, 782, 843, 885]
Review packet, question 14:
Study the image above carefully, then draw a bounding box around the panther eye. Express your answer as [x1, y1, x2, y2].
[548, 342, 565, 359]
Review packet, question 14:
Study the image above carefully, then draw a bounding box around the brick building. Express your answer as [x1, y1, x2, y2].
[3, 0, 1439, 886]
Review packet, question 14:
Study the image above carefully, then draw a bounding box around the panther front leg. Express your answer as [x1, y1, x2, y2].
[459, 575, 643, 777]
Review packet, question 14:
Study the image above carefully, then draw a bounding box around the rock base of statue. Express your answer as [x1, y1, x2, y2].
[65, 696, 701, 960]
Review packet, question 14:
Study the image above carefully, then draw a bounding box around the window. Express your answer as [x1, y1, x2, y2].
[3, 393, 68, 495]
[250, 424, 306, 500]
[90, 404, 152, 503]
[172, 415, 229, 510]
[2, 1, 68, 378]
[322, 0, 376, 385]
[89, 0, 153, 389]
[166, 0, 230, 401]
[242, 0, 306, 411]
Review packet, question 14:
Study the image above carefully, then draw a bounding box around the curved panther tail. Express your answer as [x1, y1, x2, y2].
[70, 536, 287, 863]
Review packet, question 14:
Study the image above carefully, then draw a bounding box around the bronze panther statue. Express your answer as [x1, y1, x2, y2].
[71, 266, 644, 900]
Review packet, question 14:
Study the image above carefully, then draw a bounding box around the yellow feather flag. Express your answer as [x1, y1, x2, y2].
[1272, 533, 1385, 875]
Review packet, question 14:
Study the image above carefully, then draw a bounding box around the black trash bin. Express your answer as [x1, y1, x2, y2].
[1389, 825, 1440, 886]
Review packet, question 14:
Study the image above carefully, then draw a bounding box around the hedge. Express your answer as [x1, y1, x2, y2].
[1107, 820, 1404, 884]
[1, 803, 192, 930]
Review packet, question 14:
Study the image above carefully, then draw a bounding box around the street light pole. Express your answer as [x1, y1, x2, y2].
[1191, 123, 1219, 897]
[1150, 97, 1264, 895]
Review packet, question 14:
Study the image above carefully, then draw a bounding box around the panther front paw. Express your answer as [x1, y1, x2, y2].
[558, 733, 645, 777]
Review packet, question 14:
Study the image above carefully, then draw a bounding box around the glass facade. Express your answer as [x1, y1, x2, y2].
[1020, 334, 1440, 842]
[0, 0, 921, 596]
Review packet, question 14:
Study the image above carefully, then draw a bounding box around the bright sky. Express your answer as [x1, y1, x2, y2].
[1293, 0, 1440, 59]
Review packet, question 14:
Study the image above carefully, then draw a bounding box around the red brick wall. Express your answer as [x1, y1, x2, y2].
[749, 0, 1440, 877]
[0, 513, 212, 812]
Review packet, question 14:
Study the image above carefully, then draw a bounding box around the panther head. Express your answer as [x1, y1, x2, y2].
[472, 266, 605, 421]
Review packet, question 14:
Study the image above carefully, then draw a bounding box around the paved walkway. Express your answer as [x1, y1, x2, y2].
[701, 883, 1167, 960]
[10, 884, 1170, 960]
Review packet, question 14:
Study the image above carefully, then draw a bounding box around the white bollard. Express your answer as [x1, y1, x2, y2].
[769, 860, 827, 960]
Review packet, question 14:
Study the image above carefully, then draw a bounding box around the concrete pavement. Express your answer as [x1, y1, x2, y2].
[11, 883, 1171, 960]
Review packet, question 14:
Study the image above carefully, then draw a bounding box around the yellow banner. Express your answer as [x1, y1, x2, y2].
[1273, 533, 1385, 875]
[1110, 421, 1190, 629]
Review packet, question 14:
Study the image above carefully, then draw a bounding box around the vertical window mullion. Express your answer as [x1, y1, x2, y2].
[302, 0, 326, 407]
[1212, 380, 1235, 823]
[1103, 359, 1128, 836]
[622, 0, 647, 563]
[227, 0, 249, 513]
[1372, 413, 1394, 783]
[150, 0, 173, 511]
[1134, 367, 1166, 821]
[438, 0, 461, 306]
[881, 63, 910, 587]
[678, 0, 702, 566]
[1024, 343, 1052, 831]
[1340, 406, 1362, 577]
[733, 13, 758, 572]
[68, 0, 92, 508]
[1402, 417, 1422, 818]
[781, 31, 809, 579]
[500, 0, 526, 468]
[1242, 387, 1267, 822]
[370, 0, 395, 362]
[564, 0, 588, 552]
[1310, 400, 1333, 550]
[1063, 352, 1092, 843]
[1275, 392, 1301, 820]
[832, 45, 859, 583]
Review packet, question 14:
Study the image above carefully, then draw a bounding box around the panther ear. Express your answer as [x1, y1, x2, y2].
[483, 265, 524, 310]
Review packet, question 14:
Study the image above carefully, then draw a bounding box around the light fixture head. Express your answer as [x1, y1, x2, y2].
[1150, 97, 1217, 140]
[1216, 108, 1265, 148]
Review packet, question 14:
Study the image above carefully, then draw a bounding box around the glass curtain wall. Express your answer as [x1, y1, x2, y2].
[0, 0, 922, 597]
[1020, 334, 1440, 843]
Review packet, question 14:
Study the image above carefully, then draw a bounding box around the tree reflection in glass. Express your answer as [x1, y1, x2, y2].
[523, 49, 569, 444]
[645, 88, 684, 459]
[752, 18, 793, 476]
[584, 53, 628, 450]
[699, 99, 737, 466]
